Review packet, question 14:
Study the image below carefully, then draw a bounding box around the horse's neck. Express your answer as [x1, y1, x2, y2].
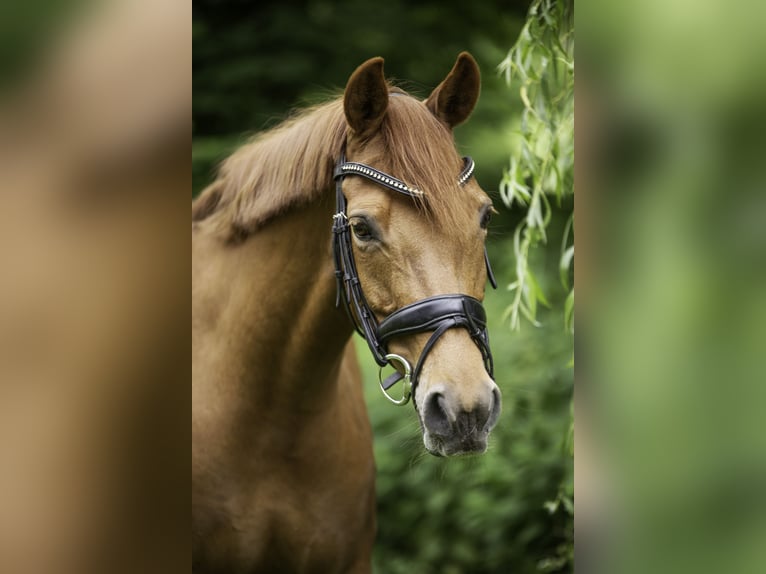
[193, 198, 353, 415]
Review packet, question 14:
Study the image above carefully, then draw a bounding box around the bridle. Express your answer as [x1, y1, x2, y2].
[332, 144, 497, 407]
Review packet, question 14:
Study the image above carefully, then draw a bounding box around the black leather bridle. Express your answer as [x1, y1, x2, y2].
[332, 147, 497, 406]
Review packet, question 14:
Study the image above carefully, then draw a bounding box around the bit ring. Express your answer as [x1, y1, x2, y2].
[378, 353, 412, 406]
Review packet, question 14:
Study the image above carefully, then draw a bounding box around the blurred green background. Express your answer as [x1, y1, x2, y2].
[578, 2, 766, 574]
[193, 1, 574, 572]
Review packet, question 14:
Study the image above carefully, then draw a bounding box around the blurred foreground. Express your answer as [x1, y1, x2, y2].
[578, 1, 766, 573]
[0, 1, 189, 572]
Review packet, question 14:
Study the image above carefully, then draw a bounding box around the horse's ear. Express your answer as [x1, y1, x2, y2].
[344, 57, 389, 138]
[425, 52, 480, 128]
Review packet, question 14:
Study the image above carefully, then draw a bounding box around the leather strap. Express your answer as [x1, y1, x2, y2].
[485, 248, 498, 289]
[378, 294, 486, 343]
[332, 174, 387, 365]
[382, 370, 404, 391]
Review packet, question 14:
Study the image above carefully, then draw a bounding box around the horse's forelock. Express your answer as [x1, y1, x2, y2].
[380, 94, 475, 230]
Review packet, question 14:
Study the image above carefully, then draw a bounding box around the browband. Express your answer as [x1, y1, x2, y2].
[334, 156, 475, 199]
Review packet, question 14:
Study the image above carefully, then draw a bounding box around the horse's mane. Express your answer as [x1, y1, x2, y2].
[193, 86, 471, 240]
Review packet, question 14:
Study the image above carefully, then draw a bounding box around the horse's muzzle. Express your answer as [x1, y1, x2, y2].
[420, 382, 501, 456]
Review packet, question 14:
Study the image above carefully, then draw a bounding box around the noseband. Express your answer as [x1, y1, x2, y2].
[332, 147, 497, 407]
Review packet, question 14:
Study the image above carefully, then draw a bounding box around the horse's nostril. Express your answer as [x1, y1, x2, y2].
[423, 392, 452, 437]
[485, 385, 502, 431]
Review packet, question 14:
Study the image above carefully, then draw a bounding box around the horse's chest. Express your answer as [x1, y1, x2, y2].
[193, 351, 375, 572]
[251, 496, 353, 570]
[194, 460, 375, 573]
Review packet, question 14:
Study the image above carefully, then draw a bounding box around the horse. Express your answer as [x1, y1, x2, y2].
[192, 52, 502, 573]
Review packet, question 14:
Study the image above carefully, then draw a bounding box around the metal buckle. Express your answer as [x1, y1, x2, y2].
[378, 353, 412, 406]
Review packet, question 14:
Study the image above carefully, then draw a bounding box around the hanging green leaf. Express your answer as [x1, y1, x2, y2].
[498, 0, 574, 332]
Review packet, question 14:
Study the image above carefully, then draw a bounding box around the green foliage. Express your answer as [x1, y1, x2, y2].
[498, 0, 574, 331]
[493, 3, 575, 570]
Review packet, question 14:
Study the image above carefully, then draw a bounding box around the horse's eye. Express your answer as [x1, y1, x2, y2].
[480, 208, 492, 229]
[351, 219, 373, 241]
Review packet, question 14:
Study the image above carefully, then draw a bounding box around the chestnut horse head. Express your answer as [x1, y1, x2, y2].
[334, 54, 501, 455]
